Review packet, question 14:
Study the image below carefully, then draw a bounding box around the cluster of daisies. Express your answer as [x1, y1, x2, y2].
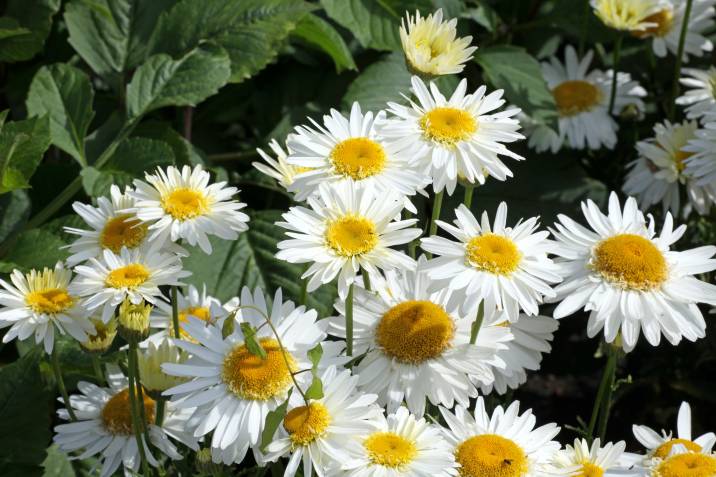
[0, 3, 715, 477]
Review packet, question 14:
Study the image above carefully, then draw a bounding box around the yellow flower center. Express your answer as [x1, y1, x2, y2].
[656, 453, 716, 477]
[283, 402, 332, 447]
[325, 215, 378, 257]
[455, 434, 529, 477]
[577, 462, 605, 477]
[82, 319, 117, 352]
[674, 149, 693, 173]
[632, 9, 674, 38]
[330, 137, 387, 180]
[364, 432, 417, 469]
[25, 288, 74, 314]
[101, 388, 155, 435]
[105, 264, 151, 289]
[173, 306, 212, 341]
[221, 338, 296, 401]
[100, 214, 148, 253]
[592, 234, 667, 291]
[654, 439, 702, 459]
[466, 234, 522, 276]
[553, 80, 603, 117]
[420, 107, 477, 147]
[375, 300, 454, 364]
[162, 187, 209, 221]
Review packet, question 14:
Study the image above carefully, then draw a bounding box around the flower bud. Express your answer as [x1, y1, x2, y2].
[118, 299, 152, 342]
[137, 338, 188, 399]
[80, 318, 118, 354]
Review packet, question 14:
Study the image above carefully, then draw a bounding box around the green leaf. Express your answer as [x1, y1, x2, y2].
[463, 4, 501, 32]
[475, 45, 559, 132]
[41, 446, 75, 477]
[182, 210, 337, 318]
[0, 190, 30, 244]
[292, 13, 356, 73]
[64, 0, 175, 76]
[260, 389, 291, 451]
[0, 115, 52, 194]
[343, 51, 410, 111]
[26, 64, 95, 166]
[133, 121, 205, 166]
[307, 343, 323, 369]
[150, 0, 312, 83]
[126, 44, 231, 118]
[304, 343, 324, 400]
[239, 322, 268, 359]
[0, 229, 68, 273]
[0, 0, 61, 62]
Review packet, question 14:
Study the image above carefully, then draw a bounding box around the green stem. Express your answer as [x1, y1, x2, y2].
[346, 283, 354, 358]
[155, 398, 166, 427]
[469, 301, 485, 345]
[429, 191, 444, 237]
[669, 0, 695, 120]
[91, 355, 104, 385]
[608, 35, 623, 115]
[171, 286, 181, 339]
[587, 346, 618, 443]
[597, 348, 618, 441]
[127, 341, 151, 476]
[51, 348, 77, 421]
[362, 272, 371, 291]
[463, 184, 475, 210]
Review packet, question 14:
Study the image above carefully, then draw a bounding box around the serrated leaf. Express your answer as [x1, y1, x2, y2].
[475, 45, 559, 132]
[133, 121, 204, 166]
[150, 0, 312, 83]
[260, 389, 292, 451]
[41, 445, 75, 477]
[0, 115, 51, 194]
[26, 64, 95, 166]
[0, 215, 82, 272]
[304, 375, 324, 400]
[292, 13, 356, 72]
[0, 0, 61, 62]
[126, 44, 231, 118]
[240, 322, 267, 359]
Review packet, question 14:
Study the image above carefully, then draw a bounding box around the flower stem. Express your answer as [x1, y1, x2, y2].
[597, 347, 618, 441]
[669, 0, 695, 120]
[346, 283, 355, 358]
[429, 190, 444, 237]
[91, 355, 105, 385]
[362, 272, 371, 291]
[463, 184, 475, 210]
[587, 345, 618, 443]
[127, 341, 151, 476]
[171, 286, 181, 340]
[155, 398, 166, 427]
[51, 348, 77, 421]
[608, 34, 623, 115]
[469, 301, 485, 345]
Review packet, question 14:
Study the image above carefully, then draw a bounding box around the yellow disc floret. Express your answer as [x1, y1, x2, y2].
[592, 234, 667, 291]
[553, 80, 603, 117]
[375, 300, 454, 364]
[455, 434, 529, 477]
[577, 462, 605, 477]
[106, 264, 151, 289]
[655, 452, 716, 477]
[26, 288, 74, 315]
[100, 214, 148, 253]
[283, 402, 332, 447]
[420, 107, 477, 147]
[466, 234, 522, 276]
[325, 215, 378, 257]
[221, 338, 296, 401]
[162, 187, 209, 221]
[631, 9, 674, 38]
[654, 439, 702, 459]
[364, 432, 417, 469]
[101, 388, 155, 435]
[173, 306, 212, 341]
[330, 137, 387, 180]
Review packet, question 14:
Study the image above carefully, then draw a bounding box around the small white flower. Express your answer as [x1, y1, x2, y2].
[682, 118, 716, 192]
[148, 284, 227, 343]
[253, 139, 307, 193]
[591, 0, 671, 31]
[552, 438, 631, 477]
[677, 67, 716, 119]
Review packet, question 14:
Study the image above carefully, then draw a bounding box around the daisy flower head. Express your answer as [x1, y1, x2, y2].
[264, 366, 382, 477]
[53, 367, 196, 477]
[552, 438, 629, 477]
[677, 67, 716, 119]
[285, 102, 429, 204]
[379, 75, 524, 195]
[342, 406, 459, 477]
[80, 316, 118, 354]
[129, 164, 249, 254]
[148, 284, 227, 343]
[137, 338, 189, 397]
[420, 202, 562, 322]
[624, 120, 716, 216]
[328, 258, 512, 417]
[643, 447, 716, 477]
[591, 0, 671, 31]
[276, 182, 421, 299]
[440, 397, 565, 477]
[162, 287, 344, 465]
[681, 118, 716, 190]
[253, 139, 308, 193]
[0, 262, 93, 354]
[528, 46, 646, 153]
[550, 192, 716, 351]
[70, 247, 189, 323]
[400, 9, 477, 77]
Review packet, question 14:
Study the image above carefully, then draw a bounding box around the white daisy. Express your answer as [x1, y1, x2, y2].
[677, 67, 716, 119]
[129, 164, 249, 254]
[591, 0, 671, 31]
[70, 247, 189, 323]
[641, 447, 716, 477]
[53, 367, 196, 477]
[681, 119, 716, 190]
[440, 397, 565, 477]
[379, 75, 523, 195]
[420, 202, 562, 322]
[623, 120, 716, 216]
[552, 438, 630, 477]
[276, 182, 420, 299]
[551, 192, 716, 351]
[400, 9, 477, 77]
[148, 284, 227, 343]
[328, 259, 511, 417]
[286, 102, 429, 205]
[264, 366, 382, 477]
[0, 263, 93, 354]
[528, 46, 646, 153]
[161, 287, 343, 465]
[342, 406, 459, 477]
[253, 139, 309, 193]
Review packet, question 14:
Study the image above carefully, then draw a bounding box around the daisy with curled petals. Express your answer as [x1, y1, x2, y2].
[70, 247, 189, 323]
[550, 192, 716, 351]
[53, 367, 196, 477]
[276, 183, 420, 299]
[677, 67, 716, 119]
[328, 259, 511, 417]
[148, 284, 227, 343]
[342, 406, 459, 477]
[0, 263, 93, 353]
[129, 164, 249, 254]
[552, 438, 630, 477]
[421, 202, 562, 322]
[379, 75, 523, 195]
[286, 102, 429, 206]
[263, 366, 382, 477]
[591, 0, 670, 31]
[253, 138, 310, 194]
[440, 397, 566, 477]
[623, 120, 716, 216]
[400, 9, 477, 77]
[527, 46, 646, 153]
[162, 287, 344, 465]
